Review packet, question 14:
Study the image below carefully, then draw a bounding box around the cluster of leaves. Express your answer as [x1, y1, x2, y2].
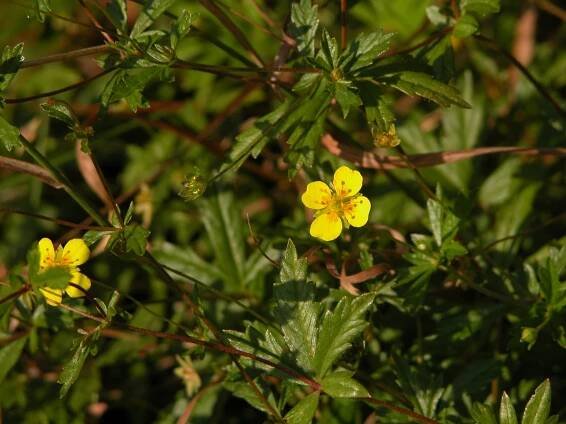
[0, 0, 565, 422]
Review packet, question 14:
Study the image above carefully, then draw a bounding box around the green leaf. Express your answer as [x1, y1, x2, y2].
[32, 267, 72, 290]
[441, 239, 468, 261]
[0, 114, 20, 151]
[58, 338, 91, 398]
[170, 10, 192, 50]
[0, 43, 24, 93]
[313, 293, 374, 378]
[0, 337, 27, 385]
[384, 71, 471, 108]
[101, 67, 165, 109]
[426, 6, 451, 26]
[427, 194, 460, 247]
[290, 0, 319, 57]
[471, 403, 497, 424]
[522, 380, 551, 424]
[83, 229, 114, 247]
[123, 224, 150, 256]
[107, 0, 128, 33]
[223, 379, 279, 416]
[33, 0, 51, 23]
[109, 223, 150, 256]
[284, 392, 320, 424]
[280, 240, 307, 283]
[40, 100, 78, 128]
[395, 360, 444, 417]
[217, 99, 291, 176]
[131, 0, 176, 38]
[153, 241, 224, 285]
[334, 83, 361, 118]
[461, 0, 500, 16]
[341, 31, 395, 72]
[198, 190, 246, 289]
[320, 29, 339, 69]
[454, 14, 479, 38]
[500, 392, 518, 424]
[538, 258, 559, 305]
[321, 371, 369, 398]
[273, 243, 319, 372]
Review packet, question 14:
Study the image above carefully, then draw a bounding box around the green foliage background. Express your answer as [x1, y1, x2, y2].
[0, 0, 565, 422]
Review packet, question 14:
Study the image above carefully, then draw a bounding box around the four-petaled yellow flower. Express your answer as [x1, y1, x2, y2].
[301, 166, 371, 241]
[37, 238, 91, 306]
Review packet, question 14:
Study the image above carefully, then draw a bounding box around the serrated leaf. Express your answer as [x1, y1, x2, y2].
[358, 81, 395, 134]
[58, 338, 90, 398]
[454, 14, 479, 38]
[100, 67, 165, 109]
[341, 31, 395, 73]
[522, 380, 551, 424]
[395, 360, 444, 417]
[0, 43, 24, 93]
[321, 371, 369, 398]
[170, 10, 192, 50]
[461, 0, 500, 16]
[107, 0, 128, 33]
[0, 337, 27, 384]
[153, 241, 224, 285]
[273, 259, 319, 372]
[217, 99, 291, 176]
[313, 293, 374, 378]
[280, 240, 307, 283]
[123, 224, 150, 256]
[131, 0, 176, 38]
[83, 229, 114, 247]
[471, 403, 497, 424]
[500, 392, 518, 424]
[334, 83, 361, 118]
[32, 267, 72, 290]
[198, 190, 246, 289]
[289, 0, 319, 57]
[33, 0, 51, 23]
[284, 392, 319, 424]
[384, 71, 471, 108]
[223, 379, 279, 415]
[427, 196, 460, 247]
[40, 100, 78, 128]
[0, 115, 20, 151]
[320, 29, 339, 69]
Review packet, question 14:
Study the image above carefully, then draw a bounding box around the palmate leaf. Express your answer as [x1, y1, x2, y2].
[313, 293, 375, 378]
[395, 360, 444, 417]
[100, 67, 167, 110]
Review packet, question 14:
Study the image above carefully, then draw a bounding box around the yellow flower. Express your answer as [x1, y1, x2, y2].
[301, 166, 371, 241]
[37, 238, 91, 306]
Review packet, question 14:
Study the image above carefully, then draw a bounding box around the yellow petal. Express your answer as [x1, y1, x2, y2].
[310, 212, 343, 241]
[333, 166, 363, 197]
[40, 287, 63, 306]
[38, 238, 55, 270]
[344, 196, 371, 227]
[65, 271, 91, 298]
[301, 181, 333, 210]
[60, 239, 90, 267]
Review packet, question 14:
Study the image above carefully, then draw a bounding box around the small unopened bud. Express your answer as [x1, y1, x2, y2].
[373, 124, 401, 148]
[178, 168, 207, 201]
[521, 327, 538, 348]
